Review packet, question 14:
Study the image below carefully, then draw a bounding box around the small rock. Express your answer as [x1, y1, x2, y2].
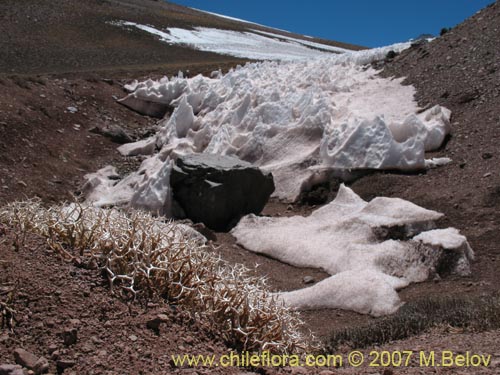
[290, 367, 307, 375]
[66, 106, 78, 113]
[62, 328, 78, 346]
[146, 314, 169, 332]
[68, 319, 81, 327]
[56, 359, 75, 373]
[34, 357, 49, 375]
[47, 345, 58, 355]
[89, 125, 132, 144]
[303, 276, 315, 284]
[286, 205, 294, 211]
[50, 351, 60, 361]
[483, 172, 492, 178]
[0, 364, 24, 375]
[13, 349, 39, 370]
[129, 335, 138, 342]
[85, 258, 98, 270]
[459, 162, 466, 169]
[90, 336, 103, 345]
[482, 152, 493, 160]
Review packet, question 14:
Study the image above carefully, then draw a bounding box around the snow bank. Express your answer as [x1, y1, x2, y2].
[232, 185, 474, 316]
[118, 22, 339, 61]
[84, 36, 451, 213]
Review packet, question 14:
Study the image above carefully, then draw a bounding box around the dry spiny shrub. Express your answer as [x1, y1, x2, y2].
[0, 200, 313, 353]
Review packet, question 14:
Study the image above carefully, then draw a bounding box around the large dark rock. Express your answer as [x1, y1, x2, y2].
[170, 154, 274, 231]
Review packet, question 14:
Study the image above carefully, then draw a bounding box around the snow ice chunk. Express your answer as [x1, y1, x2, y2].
[232, 185, 473, 316]
[118, 137, 156, 156]
[171, 96, 195, 138]
[425, 157, 452, 168]
[278, 270, 406, 317]
[130, 160, 173, 216]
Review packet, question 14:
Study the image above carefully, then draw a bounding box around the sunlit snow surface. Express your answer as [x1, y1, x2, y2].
[118, 21, 352, 61]
[233, 185, 474, 316]
[87, 44, 452, 209]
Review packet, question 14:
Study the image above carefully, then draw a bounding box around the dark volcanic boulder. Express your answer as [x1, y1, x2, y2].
[170, 154, 275, 231]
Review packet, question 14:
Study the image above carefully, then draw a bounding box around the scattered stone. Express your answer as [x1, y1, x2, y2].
[62, 327, 78, 346]
[66, 106, 78, 113]
[482, 152, 493, 159]
[89, 125, 132, 144]
[146, 314, 169, 332]
[290, 366, 307, 375]
[456, 91, 478, 104]
[68, 319, 81, 327]
[33, 357, 49, 375]
[13, 348, 38, 370]
[47, 345, 58, 355]
[50, 351, 60, 361]
[0, 364, 23, 375]
[129, 335, 138, 342]
[90, 336, 103, 345]
[483, 172, 492, 178]
[171, 154, 275, 231]
[385, 50, 397, 59]
[84, 258, 98, 270]
[303, 276, 315, 284]
[56, 359, 75, 373]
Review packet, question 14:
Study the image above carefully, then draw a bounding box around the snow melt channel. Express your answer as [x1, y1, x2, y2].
[232, 185, 474, 316]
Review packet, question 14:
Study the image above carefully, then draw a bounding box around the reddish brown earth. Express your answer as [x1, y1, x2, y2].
[1, 0, 500, 374]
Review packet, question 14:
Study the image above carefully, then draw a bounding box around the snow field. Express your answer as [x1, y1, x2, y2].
[86, 44, 451, 211]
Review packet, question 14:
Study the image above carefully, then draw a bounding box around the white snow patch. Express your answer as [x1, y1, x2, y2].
[117, 21, 342, 61]
[84, 36, 451, 214]
[116, 21, 412, 63]
[249, 29, 350, 53]
[232, 185, 474, 316]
